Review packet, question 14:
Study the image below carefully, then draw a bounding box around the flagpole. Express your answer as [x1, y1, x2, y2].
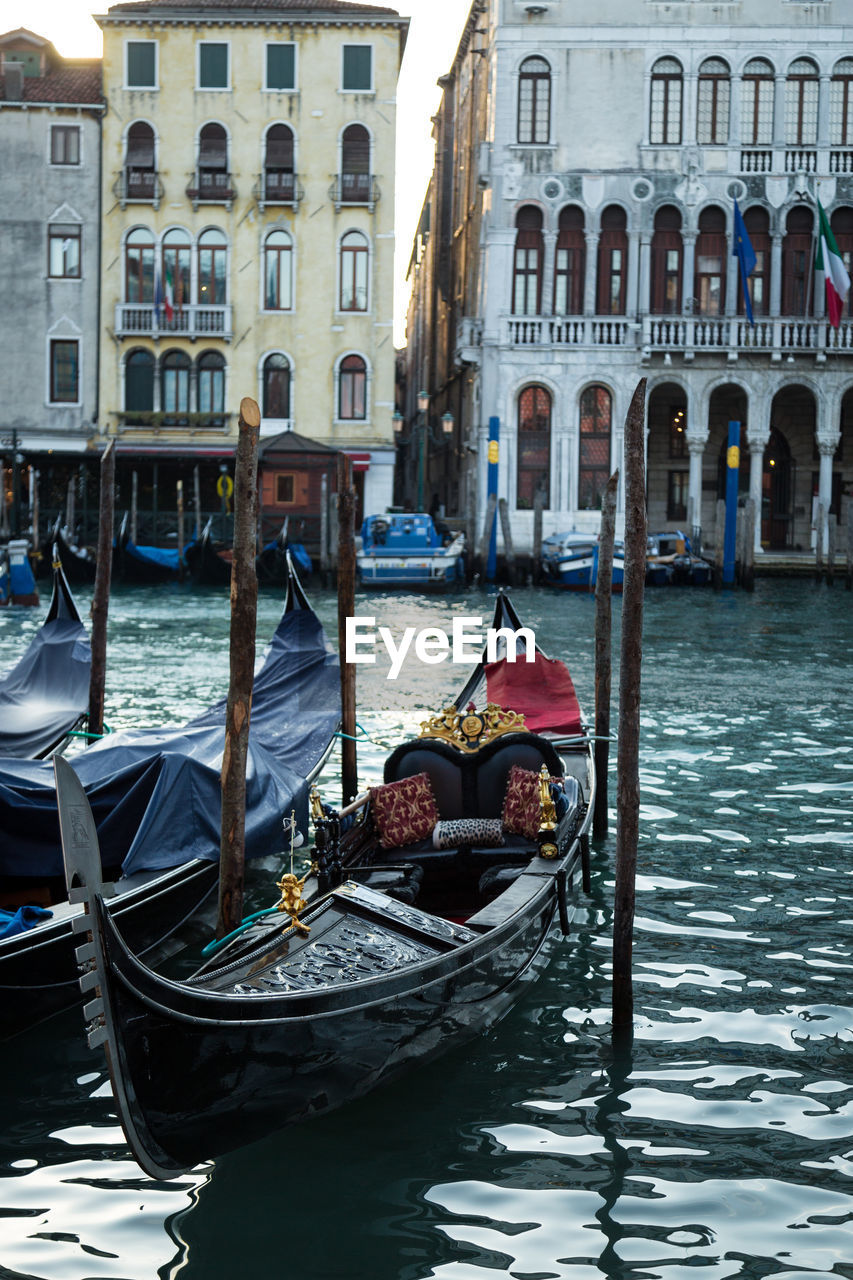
[805, 186, 818, 319]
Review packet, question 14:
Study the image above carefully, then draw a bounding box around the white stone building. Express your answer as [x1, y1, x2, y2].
[405, 0, 853, 557]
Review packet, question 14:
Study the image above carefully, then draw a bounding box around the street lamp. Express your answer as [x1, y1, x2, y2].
[392, 399, 454, 513]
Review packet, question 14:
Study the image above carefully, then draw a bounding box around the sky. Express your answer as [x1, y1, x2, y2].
[4, 0, 471, 344]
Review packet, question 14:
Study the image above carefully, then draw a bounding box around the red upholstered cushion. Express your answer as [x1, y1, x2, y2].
[370, 772, 438, 848]
[501, 765, 542, 840]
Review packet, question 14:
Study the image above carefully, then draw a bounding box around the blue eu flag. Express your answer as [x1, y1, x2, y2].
[733, 199, 757, 326]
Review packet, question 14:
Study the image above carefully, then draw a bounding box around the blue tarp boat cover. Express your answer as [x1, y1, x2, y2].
[0, 560, 91, 758]
[0, 587, 340, 880]
[0, 905, 53, 939]
[125, 541, 182, 571]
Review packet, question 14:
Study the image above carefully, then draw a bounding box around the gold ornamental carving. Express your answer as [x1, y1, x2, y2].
[418, 703, 527, 753]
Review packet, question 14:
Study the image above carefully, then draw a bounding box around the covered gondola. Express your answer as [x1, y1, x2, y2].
[0, 558, 340, 1036]
[113, 513, 182, 584]
[57, 593, 594, 1178]
[0, 549, 91, 758]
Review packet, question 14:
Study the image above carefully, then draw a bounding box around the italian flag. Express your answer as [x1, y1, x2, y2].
[816, 199, 850, 328]
[163, 261, 175, 322]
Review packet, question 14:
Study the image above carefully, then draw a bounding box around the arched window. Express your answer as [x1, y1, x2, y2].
[338, 354, 366, 420]
[264, 230, 293, 311]
[517, 57, 551, 144]
[198, 228, 227, 305]
[697, 58, 730, 144]
[694, 206, 727, 315]
[650, 57, 682, 144]
[650, 205, 682, 314]
[161, 349, 190, 421]
[198, 350, 225, 418]
[125, 349, 154, 415]
[341, 124, 370, 203]
[340, 231, 369, 311]
[516, 385, 551, 510]
[125, 121, 155, 198]
[512, 206, 543, 316]
[125, 227, 154, 303]
[264, 124, 295, 201]
[597, 206, 628, 315]
[830, 59, 853, 147]
[197, 123, 229, 196]
[786, 58, 819, 146]
[739, 206, 770, 318]
[782, 206, 814, 314]
[161, 228, 190, 313]
[554, 206, 584, 315]
[262, 354, 291, 419]
[578, 385, 612, 511]
[742, 58, 775, 146]
[831, 207, 853, 318]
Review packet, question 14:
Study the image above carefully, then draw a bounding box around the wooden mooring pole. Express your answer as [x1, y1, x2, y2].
[88, 441, 115, 740]
[612, 378, 647, 1045]
[217, 397, 261, 939]
[846, 501, 853, 590]
[532, 487, 544, 584]
[498, 498, 516, 585]
[593, 470, 619, 841]
[336, 452, 358, 806]
[176, 479, 185, 581]
[741, 498, 756, 592]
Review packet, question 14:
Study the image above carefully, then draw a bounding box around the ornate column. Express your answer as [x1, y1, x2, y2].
[584, 230, 599, 317]
[817, 433, 840, 552]
[626, 229, 641, 317]
[639, 232, 652, 315]
[773, 73, 786, 151]
[747, 404, 771, 556]
[769, 232, 783, 318]
[541, 230, 557, 317]
[686, 433, 706, 542]
[682, 232, 697, 312]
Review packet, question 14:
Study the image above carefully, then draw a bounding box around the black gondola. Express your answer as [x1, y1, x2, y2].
[0, 548, 91, 758]
[184, 517, 233, 586]
[113, 513, 182, 584]
[35, 522, 97, 585]
[57, 594, 594, 1178]
[0, 558, 340, 1037]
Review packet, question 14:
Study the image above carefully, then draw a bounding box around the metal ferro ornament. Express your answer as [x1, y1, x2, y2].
[537, 764, 558, 859]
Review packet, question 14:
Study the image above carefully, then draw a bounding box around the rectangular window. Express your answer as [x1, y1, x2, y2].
[266, 44, 295, 91]
[342, 45, 372, 92]
[126, 41, 157, 89]
[275, 474, 296, 504]
[199, 43, 229, 90]
[50, 340, 79, 403]
[50, 124, 80, 165]
[48, 225, 81, 278]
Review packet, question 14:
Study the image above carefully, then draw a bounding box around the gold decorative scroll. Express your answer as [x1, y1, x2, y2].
[418, 703, 527, 754]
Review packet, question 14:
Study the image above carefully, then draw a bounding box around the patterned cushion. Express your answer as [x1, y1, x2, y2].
[370, 772, 438, 848]
[501, 765, 543, 840]
[432, 818, 505, 850]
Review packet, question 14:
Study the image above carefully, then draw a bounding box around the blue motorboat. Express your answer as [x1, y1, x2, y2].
[0, 540, 40, 606]
[541, 530, 624, 591]
[357, 513, 465, 589]
[646, 531, 711, 586]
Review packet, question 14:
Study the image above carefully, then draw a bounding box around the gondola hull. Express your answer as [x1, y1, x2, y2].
[69, 828, 581, 1177]
[0, 860, 217, 1038]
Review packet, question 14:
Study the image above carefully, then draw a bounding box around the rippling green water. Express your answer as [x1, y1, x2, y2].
[0, 579, 851, 1280]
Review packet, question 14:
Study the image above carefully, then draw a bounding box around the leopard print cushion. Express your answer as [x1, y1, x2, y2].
[501, 765, 543, 840]
[432, 818, 505, 850]
[370, 772, 438, 848]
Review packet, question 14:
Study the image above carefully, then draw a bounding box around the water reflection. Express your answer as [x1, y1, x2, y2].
[0, 580, 852, 1278]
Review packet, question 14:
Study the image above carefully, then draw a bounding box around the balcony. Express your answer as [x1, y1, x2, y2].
[185, 171, 237, 210]
[501, 313, 853, 361]
[253, 171, 304, 212]
[114, 302, 233, 341]
[113, 168, 164, 209]
[505, 316, 637, 347]
[116, 411, 232, 434]
[329, 173, 380, 212]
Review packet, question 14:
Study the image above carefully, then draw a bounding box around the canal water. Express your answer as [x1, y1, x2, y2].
[0, 578, 851, 1280]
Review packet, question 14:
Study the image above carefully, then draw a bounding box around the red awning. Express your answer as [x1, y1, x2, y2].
[344, 451, 371, 472]
[485, 652, 582, 737]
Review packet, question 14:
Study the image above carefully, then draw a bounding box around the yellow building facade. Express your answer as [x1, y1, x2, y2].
[96, 0, 407, 520]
